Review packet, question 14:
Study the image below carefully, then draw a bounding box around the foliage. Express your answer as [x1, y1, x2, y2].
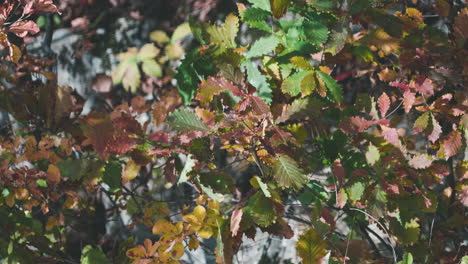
[0, 0, 467, 263]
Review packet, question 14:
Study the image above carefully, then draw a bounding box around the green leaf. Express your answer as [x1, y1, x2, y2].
[272, 154, 307, 189]
[270, 0, 290, 19]
[316, 71, 343, 103]
[178, 154, 195, 184]
[199, 182, 223, 201]
[103, 162, 122, 192]
[242, 60, 272, 104]
[250, 176, 271, 197]
[413, 112, 430, 133]
[281, 70, 310, 97]
[296, 227, 328, 264]
[243, 192, 276, 227]
[346, 181, 365, 202]
[198, 171, 235, 193]
[142, 60, 162, 77]
[80, 245, 111, 264]
[175, 49, 216, 105]
[36, 179, 47, 187]
[247, 0, 271, 11]
[398, 253, 413, 264]
[246, 34, 279, 58]
[167, 109, 210, 132]
[241, 8, 272, 32]
[302, 20, 329, 47]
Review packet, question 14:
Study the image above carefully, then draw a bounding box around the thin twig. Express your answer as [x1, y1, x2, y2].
[349, 208, 397, 263]
[343, 216, 356, 264]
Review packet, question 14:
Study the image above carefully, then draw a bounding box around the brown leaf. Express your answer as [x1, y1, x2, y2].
[443, 130, 462, 159]
[47, 164, 61, 184]
[152, 89, 181, 126]
[249, 95, 270, 115]
[453, 8, 468, 39]
[148, 131, 170, 144]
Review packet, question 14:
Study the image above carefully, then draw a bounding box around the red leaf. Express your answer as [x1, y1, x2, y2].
[148, 131, 170, 144]
[8, 21, 40, 37]
[381, 126, 399, 145]
[428, 115, 442, 143]
[414, 77, 434, 96]
[230, 209, 243, 237]
[443, 130, 462, 159]
[113, 115, 143, 135]
[332, 159, 345, 186]
[339, 117, 376, 135]
[81, 113, 114, 160]
[377, 92, 390, 117]
[403, 90, 415, 113]
[321, 208, 336, 231]
[389, 81, 411, 91]
[409, 154, 433, 169]
[107, 135, 138, 155]
[249, 95, 270, 115]
[24, 0, 60, 14]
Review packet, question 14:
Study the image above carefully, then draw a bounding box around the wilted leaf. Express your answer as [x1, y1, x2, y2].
[47, 164, 61, 184]
[196, 76, 241, 105]
[152, 88, 182, 126]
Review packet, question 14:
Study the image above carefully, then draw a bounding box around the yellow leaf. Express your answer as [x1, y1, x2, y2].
[198, 226, 213, 239]
[152, 219, 170, 235]
[192, 205, 206, 221]
[171, 242, 185, 259]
